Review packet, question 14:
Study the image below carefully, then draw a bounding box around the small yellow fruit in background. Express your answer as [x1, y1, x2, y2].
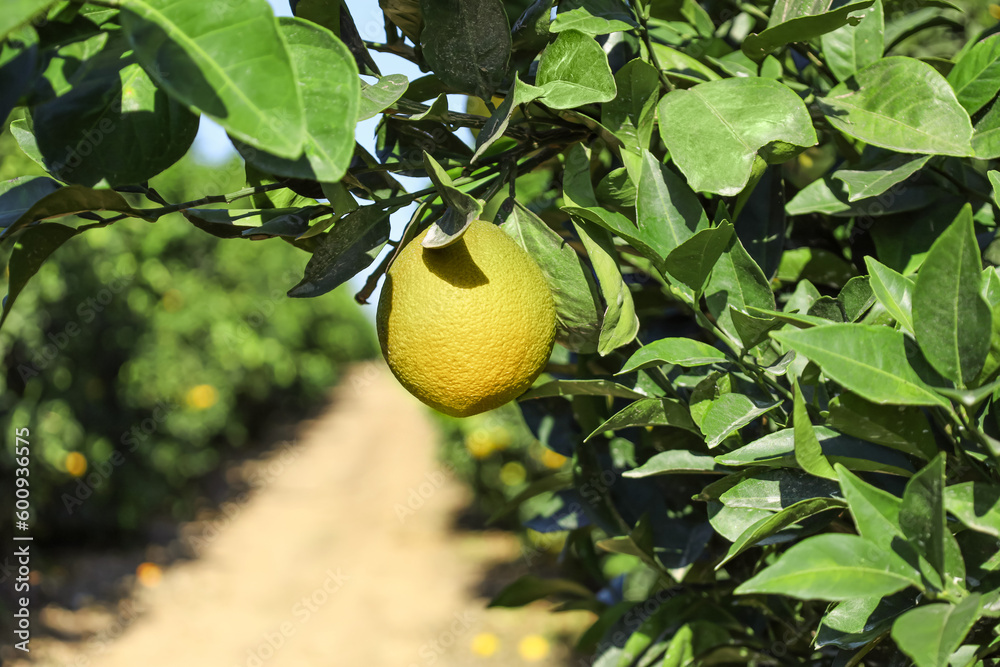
[518, 634, 551, 662]
[65, 452, 87, 477]
[470, 632, 500, 657]
[377, 221, 556, 417]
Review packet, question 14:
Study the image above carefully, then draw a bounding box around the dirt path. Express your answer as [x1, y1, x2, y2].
[15, 363, 588, 666]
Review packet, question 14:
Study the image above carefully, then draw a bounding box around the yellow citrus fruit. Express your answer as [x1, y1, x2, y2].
[65, 452, 87, 477]
[377, 220, 556, 417]
[517, 634, 551, 662]
[470, 632, 500, 657]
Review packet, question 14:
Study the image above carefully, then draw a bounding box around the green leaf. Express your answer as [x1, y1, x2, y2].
[708, 502, 774, 542]
[0, 25, 39, 126]
[839, 276, 875, 321]
[0, 0, 53, 41]
[358, 74, 409, 121]
[772, 325, 949, 407]
[550, 6, 634, 35]
[717, 427, 915, 476]
[233, 17, 359, 183]
[744, 0, 876, 60]
[601, 58, 659, 153]
[973, 100, 1000, 159]
[536, 29, 617, 109]
[891, 595, 982, 667]
[836, 465, 906, 550]
[650, 43, 721, 84]
[816, 57, 974, 157]
[735, 533, 919, 600]
[623, 450, 728, 477]
[785, 174, 943, 217]
[717, 497, 847, 568]
[0, 176, 62, 231]
[287, 206, 390, 298]
[636, 150, 710, 259]
[816, 593, 916, 650]
[26, 32, 199, 187]
[701, 393, 780, 449]
[563, 205, 663, 273]
[947, 33, 1000, 115]
[913, 205, 992, 386]
[2, 223, 78, 327]
[657, 78, 817, 195]
[663, 222, 735, 296]
[705, 232, 776, 345]
[503, 202, 601, 353]
[945, 482, 1000, 537]
[421, 152, 483, 247]
[1, 184, 149, 240]
[826, 392, 936, 460]
[571, 217, 639, 355]
[793, 379, 837, 480]
[618, 338, 729, 373]
[520, 379, 647, 401]
[719, 469, 840, 511]
[865, 256, 915, 335]
[819, 0, 884, 81]
[489, 574, 593, 607]
[586, 398, 696, 441]
[472, 76, 542, 162]
[899, 454, 946, 580]
[122, 0, 305, 159]
[832, 153, 931, 202]
[419, 0, 510, 98]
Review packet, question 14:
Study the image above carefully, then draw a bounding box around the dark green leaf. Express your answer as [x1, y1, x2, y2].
[586, 398, 696, 441]
[839, 276, 875, 321]
[536, 29, 617, 109]
[705, 232, 775, 345]
[657, 78, 817, 195]
[913, 205, 992, 386]
[816, 593, 916, 649]
[1, 184, 149, 239]
[832, 154, 931, 202]
[122, 0, 305, 159]
[601, 58, 659, 154]
[816, 57, 974, 156]
[0, 25, 38, 125]
[663, 222, 734, 296]
[421, 152, 483, 247]
[636, 150, 709, 259]
[772, 325, 949, 407]
[419, 0, 510, 98]
[826, 392, 936, 460]
[735, 533, 919, 600]
[719, 469, 840, 511]
[2, 223, 77, 327]
[287, 206, 390, 297]
[489, 575, 593, 607]
[899, 454, 946, 579]
[520, 379, 647, 401]
[0, 176, 62, 231]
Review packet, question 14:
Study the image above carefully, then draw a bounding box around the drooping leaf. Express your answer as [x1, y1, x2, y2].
[232, 17, 359, 183]
[719, 469, 841, 511]
[912, 205, 992, 386]
[358, 74, 409, 121]
[816, 56, 974, 157]
[0, 184, 149, 239]
[657, 78, 817, 195]
[2, 223, 78, 327]
[536, 29, 617, 109]
[772, 325, 949, 407]
[623, 450, 729, 477]
[503, 202, 601, 352]
[743, 0, 876, 60]
[663, 222, 735, 296]
[832, 154, 931, 202]
[793, 379, 837, 480]
[735, 533, 919, 600]
[419, 0, 510, 99]
[421, 152, 483, 247]
[122, 0, 305, 159]
[899, 454, 947, 578]
[826, 392, 936, 460]
[489, 574, 593, 607]
[587, 398, 696, 441]
[520, 379, 647, 401]
[618, 338, 729, 373]
[571, 217, 639, 355]
[287, 206, 390, 297]
[636, 149, 710, 259]
[836, 465, 907, 552]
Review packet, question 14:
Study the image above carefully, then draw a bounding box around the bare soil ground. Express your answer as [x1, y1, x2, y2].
[6, 363, 591, 667]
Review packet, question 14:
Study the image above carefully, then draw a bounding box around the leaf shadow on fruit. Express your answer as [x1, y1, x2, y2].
[421, 240, 489, 288]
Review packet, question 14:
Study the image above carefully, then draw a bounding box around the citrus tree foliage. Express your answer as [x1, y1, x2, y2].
[3, 0, 1000, 663]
